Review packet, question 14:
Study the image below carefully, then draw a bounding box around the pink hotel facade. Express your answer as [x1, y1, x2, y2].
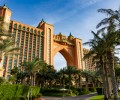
[0, 5, 95, 78]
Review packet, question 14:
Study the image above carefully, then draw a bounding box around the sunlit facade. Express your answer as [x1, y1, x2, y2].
[83, 48, 95, 71]
[0, 5, 95, 78]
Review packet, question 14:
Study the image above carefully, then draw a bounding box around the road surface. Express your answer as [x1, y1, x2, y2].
[41, 93, 97, 100]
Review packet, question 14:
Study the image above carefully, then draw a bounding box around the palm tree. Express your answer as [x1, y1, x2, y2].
[64, 66, 78, 89]
[36, 61, 51, 87]
[10, 66, 18, 84]
[97, 8, 120, 32]
[53, 68, 66, 88]
[96, 8, 120, 100]
[75, 69, 82, 88]
[115, 67, 120, 88]
[45, 65, 56, 87]
[22, 58, 42, 86]
[81, 70, 90, 90]
[83, 31, 112, 99]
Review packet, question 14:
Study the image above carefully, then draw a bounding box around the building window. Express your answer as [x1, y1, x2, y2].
[27, 27, 29, 31]
[38, 31, 40, 36]
[14, 24, 17, 29]
[22, 26, 26, 31]
[18, 25, 21, 30]
[30, 28, 33, 33]
[34, 30, 37, 34]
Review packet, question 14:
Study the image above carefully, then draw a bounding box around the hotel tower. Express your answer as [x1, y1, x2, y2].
[0, 5, 95, 78]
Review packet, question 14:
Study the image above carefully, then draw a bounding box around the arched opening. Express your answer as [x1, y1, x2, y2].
[54, 52, 67, 71]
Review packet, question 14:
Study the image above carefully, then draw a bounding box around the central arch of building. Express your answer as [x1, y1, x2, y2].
[38, 21, 85, 69]
[53, 44, 74, 67]
[0, 5, 93, 78]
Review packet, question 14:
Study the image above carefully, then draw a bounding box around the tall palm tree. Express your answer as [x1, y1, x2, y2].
[96, 8, 120, 100]
[83, 31, 112, 99]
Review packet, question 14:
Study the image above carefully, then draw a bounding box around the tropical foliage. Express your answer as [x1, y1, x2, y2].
[83, 7, 120, 100]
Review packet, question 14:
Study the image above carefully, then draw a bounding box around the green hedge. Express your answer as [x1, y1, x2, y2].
[0, 84, 40, 99]
[41, 88, 64, 94]
[88, 87, 96, 92]
[31, 86, 40, 97]
[96, 87, 103, 95]
[41, 88, 76, 96]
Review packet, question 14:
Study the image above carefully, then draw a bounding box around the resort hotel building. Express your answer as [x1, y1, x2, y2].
[0, 5, 95, 78]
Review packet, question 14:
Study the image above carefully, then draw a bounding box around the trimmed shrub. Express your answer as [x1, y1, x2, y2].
[96, 87, 103, 95]
[0, 84, 40, 99]
[88, 87, 96, 92]
[41, 88, 75, 97]
[74, 88, 91, 95]
[0, 84, 18, 99]
[15, 85, 29, 97]
[81, 87, 88, 91]
[8, 96, 26, 100]
[71, 90, 79, 95]
[15, 85, 24, 96]
[41, 88, 62, 94]
[22, 85, 29, 97]
[75, 88, 82, 93]
[30, 86, 40, 97]
[0, 77, 5, 84]
[37, 93, 42, 97]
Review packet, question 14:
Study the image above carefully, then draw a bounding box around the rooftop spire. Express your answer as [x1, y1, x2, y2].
[69, 32, 72, 36]
[41, 18, 45, 22]
[3, 4, 7, 8]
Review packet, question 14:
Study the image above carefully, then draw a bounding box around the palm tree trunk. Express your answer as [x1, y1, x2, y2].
[107, 51, 118, 100]
[100, 57, 108, 99]
[104, 57, 112, 99]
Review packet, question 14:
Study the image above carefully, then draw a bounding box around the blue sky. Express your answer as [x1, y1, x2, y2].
[0, 0, 120, 71]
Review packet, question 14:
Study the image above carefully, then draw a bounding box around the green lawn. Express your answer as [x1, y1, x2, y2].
[89, 95, 104, 100]
[89, 93, 120, 100]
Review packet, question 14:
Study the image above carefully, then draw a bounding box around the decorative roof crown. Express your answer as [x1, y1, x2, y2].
[3, 4, 8, 9]
[41, 18, 45, 23]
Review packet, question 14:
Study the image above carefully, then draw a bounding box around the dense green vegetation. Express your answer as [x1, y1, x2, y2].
[0, 84, 40, 100]
[83, 7, 120, 100]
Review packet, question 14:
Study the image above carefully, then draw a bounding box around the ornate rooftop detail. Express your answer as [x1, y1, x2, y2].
[3, 4, 8, 9]
[69, 32, 72, 36]
[41, 18, 45, 23]
[68, 32, 74, 41]
[37, 18, 45, 28]
[53, 33, 75, 46]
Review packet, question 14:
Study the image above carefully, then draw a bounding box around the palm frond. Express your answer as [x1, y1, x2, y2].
[98, 9, 115, 16]
[96, 18, 109, 28]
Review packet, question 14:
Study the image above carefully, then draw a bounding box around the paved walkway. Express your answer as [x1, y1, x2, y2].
[41, 93, 97, 100]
